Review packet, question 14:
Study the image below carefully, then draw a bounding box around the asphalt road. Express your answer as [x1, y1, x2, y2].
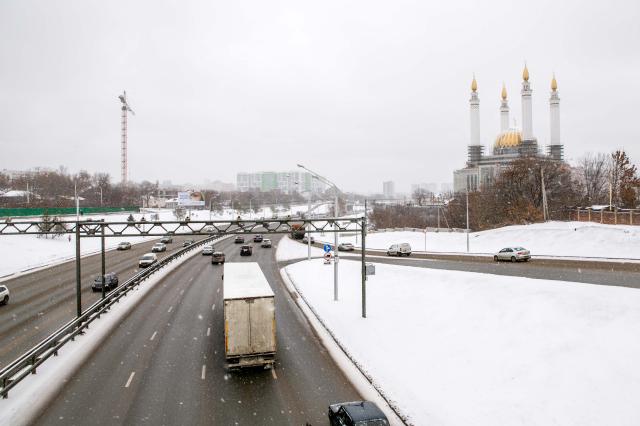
[35, 235, 360, 425]
[0, 236, 208, 369]
[340, 254, 640, 289]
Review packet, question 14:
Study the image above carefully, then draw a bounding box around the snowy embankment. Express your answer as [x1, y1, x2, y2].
[0, 203, 329, 279]
[282, 258, 640, 425]
[318, 221, 640, 259]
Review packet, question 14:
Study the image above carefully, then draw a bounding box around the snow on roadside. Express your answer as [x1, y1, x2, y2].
[284, 259, 640, 425]
[317, 221, 640, 259]
[275, 233, 325, 261]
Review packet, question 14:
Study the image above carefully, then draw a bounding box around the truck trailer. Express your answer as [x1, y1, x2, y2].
[223, 262, 276, 369]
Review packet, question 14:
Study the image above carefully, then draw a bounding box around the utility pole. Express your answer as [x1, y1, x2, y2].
[307, 192, 311, 260]
[541, 168, 549, 221]
[466, 185, 470, 253]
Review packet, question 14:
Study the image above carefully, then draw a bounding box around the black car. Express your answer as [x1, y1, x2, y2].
[234, 236, 245, 244]
[91, 273, 119, 292]
[183, 239, 195, 247]
[240, 245, 253, 256]
[253, 234, 263, 242]
[328, 401, 389, 426]
[160, 236, 173, 244]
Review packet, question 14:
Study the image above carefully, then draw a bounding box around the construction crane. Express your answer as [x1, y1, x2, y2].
[118, 91, 135, 185]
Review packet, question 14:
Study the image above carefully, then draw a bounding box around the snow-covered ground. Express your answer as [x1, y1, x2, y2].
[283, 258, 640, 425]
[318, 221, 640, 259]
[0, 203, 330, 279]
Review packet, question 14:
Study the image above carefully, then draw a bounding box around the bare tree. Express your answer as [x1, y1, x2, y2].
[578, 153, 608, 205]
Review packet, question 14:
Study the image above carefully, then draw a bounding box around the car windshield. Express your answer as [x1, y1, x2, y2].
[0, 286, 6, 292]
[142, 255, 154, 260]
[515, 247, 525, 251]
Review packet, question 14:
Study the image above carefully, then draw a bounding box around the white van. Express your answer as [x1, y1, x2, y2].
[387, 243, 412, 257]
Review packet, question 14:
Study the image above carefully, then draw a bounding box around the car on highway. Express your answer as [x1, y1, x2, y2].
[211, 251, 226, 264]
[494, 247, 531, 262]
[202, 245, 214, 255]
[234, 236, 245, 244]
[160, 236, 173, 244]
[117, 241, 131, 250]
[261, 238, 272, 248]
[253, 234, 263, 242]
[328, 401, 389, 426]
[240, 244, 253, 256]
[138, 253, 158, 268]
[182, 239, 195, 247]
[0, 285, 9, 305]
[302, 235, 315, 244]
[151, 242, 167, 253]
[338, 242, 355, 251]
[91, 273, 119, 292]
[387, 243, 411, 257]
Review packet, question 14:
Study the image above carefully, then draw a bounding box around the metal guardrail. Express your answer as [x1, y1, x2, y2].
[0, 234, 224, 398]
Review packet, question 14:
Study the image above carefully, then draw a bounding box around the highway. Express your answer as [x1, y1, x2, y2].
[0, 236, 208, 368]
[35, 235, 360, 425]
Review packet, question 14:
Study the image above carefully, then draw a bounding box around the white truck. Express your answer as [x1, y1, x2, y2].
[223, 263, 276, 369]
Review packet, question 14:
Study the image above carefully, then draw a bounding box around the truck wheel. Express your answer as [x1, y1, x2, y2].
[3, 296, 8, 305]
[494, 255, 498, 262]
[511, 256, 516, 263]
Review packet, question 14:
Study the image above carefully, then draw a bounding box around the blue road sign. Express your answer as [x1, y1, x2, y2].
[323, 244, 332, 253]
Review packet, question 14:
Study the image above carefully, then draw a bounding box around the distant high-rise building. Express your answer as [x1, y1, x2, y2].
[383, 181, 395, 198]
[236, 171, 326, 194]
[411, 182, 438, 194]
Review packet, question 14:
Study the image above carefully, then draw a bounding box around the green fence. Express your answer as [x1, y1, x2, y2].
[0, 206, 140, 218]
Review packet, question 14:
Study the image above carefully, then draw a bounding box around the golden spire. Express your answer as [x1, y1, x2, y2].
[501, 83, 507, 100]
[471, 74, 478, 92]
[523, 63, 529, 81]
[551, 73, 558, 91]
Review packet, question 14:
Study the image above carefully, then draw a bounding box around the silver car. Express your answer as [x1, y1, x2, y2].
[0, 285, 9, 305]
[202, 245, 214, 255]
[494, 247, 531, 262]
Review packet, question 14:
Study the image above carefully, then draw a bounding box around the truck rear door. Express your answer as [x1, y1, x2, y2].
[250, 297, 275, 353]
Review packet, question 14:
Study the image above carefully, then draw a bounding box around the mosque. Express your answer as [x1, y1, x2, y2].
[453, 65, 563, 193]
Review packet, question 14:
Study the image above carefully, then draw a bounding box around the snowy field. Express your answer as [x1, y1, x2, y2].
[283, 258, 640, 425]
[318, 221, 640, 259]
[0, 203, 329, 279]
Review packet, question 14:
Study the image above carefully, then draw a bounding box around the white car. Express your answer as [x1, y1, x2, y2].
[139, 253, 158, 268]
[0, 285, 9, 305]
[494, 247, 531, 262]
[151, 243, 167, 253]
[387, 243, 412, 257]
[202, 245, 214, 255]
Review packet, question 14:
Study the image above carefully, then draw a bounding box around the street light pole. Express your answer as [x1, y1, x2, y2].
[297, 164, 341, 301]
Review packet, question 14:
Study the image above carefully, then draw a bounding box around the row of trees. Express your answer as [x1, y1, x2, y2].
[446, 150, 640, 231]
[0, 167, 159, 208]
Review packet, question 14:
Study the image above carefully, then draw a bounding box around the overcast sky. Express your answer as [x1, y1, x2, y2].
[1, 0, 639, 193]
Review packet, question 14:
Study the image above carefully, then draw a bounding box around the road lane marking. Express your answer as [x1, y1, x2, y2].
[211, 304, 216, 311]
[271, 369, 277, 380]
[201, 365, 206, 380]
[125, 372, 135, 388]
[207, 327, 211, 336]
[168, 306, 173, 313]
[180, 289, 185, 295]
[150, 331, 157, 341]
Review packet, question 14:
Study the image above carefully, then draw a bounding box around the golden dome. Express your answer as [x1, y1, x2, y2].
[501, 83, 507, 100]
[551, 74, 558, 91]
[523, 64, 529, 81]
[471, 75, 478, 92]
[494, 129, 523, 149]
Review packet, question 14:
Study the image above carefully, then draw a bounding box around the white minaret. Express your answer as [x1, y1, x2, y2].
[470, 75, 480, 145]
[549, 74, 560, 144]
[500, 83, 509, 132]
[521, 64, 534, 140]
